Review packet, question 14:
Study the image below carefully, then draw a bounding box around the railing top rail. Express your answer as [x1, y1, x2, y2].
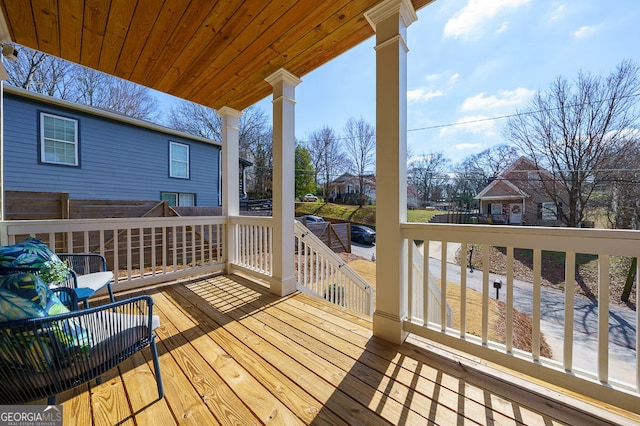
[229, 216, 273, 226]
[401, 222, 640, 256]
[1, 216, 228, 234]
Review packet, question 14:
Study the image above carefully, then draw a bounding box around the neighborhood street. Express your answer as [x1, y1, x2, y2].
[351, 241, 637, 386]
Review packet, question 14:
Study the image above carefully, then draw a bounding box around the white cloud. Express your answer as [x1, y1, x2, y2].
[573, 24, 602, 39]
[408, 89, 444, 102]
[408, 72, 459, 104]
[453, 142, 484, 151]
[439, 115, 496, 137]
[495, 22, 509, 35]
[444, 0, 530, 39]
[548, 4, 567, 21]
[461, 88, 534, 112]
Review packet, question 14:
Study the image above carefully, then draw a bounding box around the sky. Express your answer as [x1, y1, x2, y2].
[259, 0, 640, 166]
[153, 1, 640, 167]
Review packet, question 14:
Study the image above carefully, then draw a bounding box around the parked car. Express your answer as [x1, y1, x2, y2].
[351, 224, 376, 244]
[302, 193, 318, 202]
[298, 215, 325, 224]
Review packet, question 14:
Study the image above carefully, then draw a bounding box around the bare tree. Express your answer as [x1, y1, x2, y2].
[5, 48, 71, 98]
[5, 45, 159, 121]
[167, 101, 222, 140]
[600, 136, 640, 229]
[451, 158, 486, 210]
[306, 126, 347, 199]
[408, 152, 451, 207]
[343, 117, 375, 205]
[503, 60, 640, 227]
[468, 144, 520, 178]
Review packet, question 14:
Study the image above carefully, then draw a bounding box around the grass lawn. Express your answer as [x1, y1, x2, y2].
[295, 202, 444, 226]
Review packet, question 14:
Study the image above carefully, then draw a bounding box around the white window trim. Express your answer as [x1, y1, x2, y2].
[542, 202, 557, 220]
[169, 141, 189, 179]
[161, 192, 195, 207]
[40, 112, 79, 166]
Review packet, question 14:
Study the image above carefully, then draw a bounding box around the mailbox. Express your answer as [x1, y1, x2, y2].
[493, 280, 503, 300]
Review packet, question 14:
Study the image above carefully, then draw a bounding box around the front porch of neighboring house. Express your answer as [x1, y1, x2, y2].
[0, 0, 639, 422]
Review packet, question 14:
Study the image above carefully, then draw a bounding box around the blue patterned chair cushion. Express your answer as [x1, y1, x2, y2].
[0, 273, 92, 370]
[0, 237, 62, 271]
[0, 272, 67, 321]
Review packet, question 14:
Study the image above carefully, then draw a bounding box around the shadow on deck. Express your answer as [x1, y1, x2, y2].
[49, 273, 638, 425]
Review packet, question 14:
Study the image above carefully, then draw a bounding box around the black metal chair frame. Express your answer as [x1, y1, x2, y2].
[0, 253, 114, 308]
[0, 295, 164, 405]
[57, 253, 115, 305]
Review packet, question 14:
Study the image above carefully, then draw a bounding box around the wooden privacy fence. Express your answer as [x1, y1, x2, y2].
[303, 222, 351, 253]
[4, 191, 222, 269]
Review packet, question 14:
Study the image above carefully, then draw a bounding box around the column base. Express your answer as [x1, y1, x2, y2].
[270, 274, 297, 297]
[373, 309, 408, 345]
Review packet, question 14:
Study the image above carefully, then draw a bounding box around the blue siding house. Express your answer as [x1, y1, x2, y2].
[1, 84, 222, 206]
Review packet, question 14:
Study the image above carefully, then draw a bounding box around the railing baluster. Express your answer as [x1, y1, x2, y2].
[532, 248, 541, 361]
[599, 254, 610, 383]
[162, 226, 167, 274]
[482, 245, 489, 345]
[83, 231, 89, 253]
[460, 242, 467, 338]
[564, 251, 576, 371]
[139, 227, 145, 278]
[423, 239, 430, 326]
[151, 227, 156, 276]
[127, 228, 132, 280]
[113, 230, 119, 284]
[407, 240, 416, 323]
[506, 246, 514, 353]
[441, 241, 447, 331]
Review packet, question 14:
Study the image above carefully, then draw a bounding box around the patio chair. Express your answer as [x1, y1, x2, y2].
[58, 253, 115, 306]
[0, 237, 114, 307]
[0, 272, 163, 405]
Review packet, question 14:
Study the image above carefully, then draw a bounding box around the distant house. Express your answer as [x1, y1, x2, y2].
[1, 85, 249, 207]
[328, 172, 376, 204]
[474, 156, 564, 226]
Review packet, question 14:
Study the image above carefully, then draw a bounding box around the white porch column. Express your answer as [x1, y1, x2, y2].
[266, 68, 301, 296]
[366, 0, 417, 344]
[218, 106, 242, 273]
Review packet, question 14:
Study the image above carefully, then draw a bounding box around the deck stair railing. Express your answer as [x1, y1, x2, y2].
[409, 241, 452, 327]
[294, 220, 374, 316]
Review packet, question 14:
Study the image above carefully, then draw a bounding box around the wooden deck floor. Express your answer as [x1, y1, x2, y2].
[51, 273, 639, 425]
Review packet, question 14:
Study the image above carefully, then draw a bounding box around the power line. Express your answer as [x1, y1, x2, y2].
[407, 92, 640, 133]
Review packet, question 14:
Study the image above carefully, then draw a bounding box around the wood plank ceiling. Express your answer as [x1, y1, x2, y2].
[0, 0, 434, 111]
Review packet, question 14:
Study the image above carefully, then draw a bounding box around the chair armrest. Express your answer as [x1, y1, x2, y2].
[50, 286, 79, 311]
[1, 295, 156, 337]
[58, 253, 107, 275]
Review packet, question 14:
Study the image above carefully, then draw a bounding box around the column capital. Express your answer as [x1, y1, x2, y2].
[217, 106, 243, 119]
[365, 0, 418, 31]
[265, 68, 302, 88]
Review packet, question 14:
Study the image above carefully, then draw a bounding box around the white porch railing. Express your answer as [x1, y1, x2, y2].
[295, 221, 374, 315]
[410, 241, 452, 327]
[401, 222, 640, 411]
[228, 216, 273, 277]
[0, 217, 228, 291]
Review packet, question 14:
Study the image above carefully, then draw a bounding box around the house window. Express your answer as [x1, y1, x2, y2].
[528, 171, 541, 181]
[491, 203, 503, 215]
[40, 113, 78, 166]
[541, 202, 557, 220]
[169, 141, 189, 178]
[161, 192, 195, 206]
